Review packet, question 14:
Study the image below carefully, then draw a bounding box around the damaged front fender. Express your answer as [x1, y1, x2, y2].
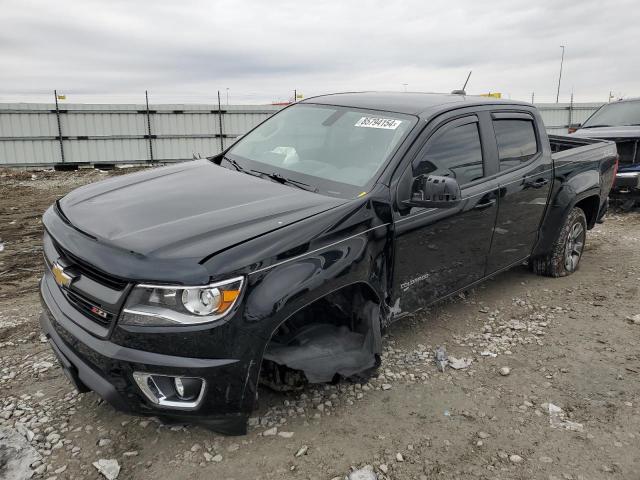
[262, 298, 383, 384]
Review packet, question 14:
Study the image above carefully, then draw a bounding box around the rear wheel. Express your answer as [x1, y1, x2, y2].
[530, 207, 587, 277]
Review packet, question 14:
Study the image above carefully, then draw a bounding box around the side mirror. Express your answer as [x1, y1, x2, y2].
[403, 174, 462, 208]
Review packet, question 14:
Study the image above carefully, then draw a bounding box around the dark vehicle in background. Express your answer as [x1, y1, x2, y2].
[571, 98, 640, 208]
[39, 92, 618, 434]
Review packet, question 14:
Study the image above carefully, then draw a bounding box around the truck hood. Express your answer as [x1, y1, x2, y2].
[58, 160, 345, 260]
[571, 125, 640, 139]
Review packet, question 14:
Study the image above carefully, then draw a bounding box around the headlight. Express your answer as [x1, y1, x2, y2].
[120, 277, 244, 326]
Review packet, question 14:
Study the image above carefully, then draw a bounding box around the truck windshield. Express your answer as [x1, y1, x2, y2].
[227, 104, 415, 194]
[582, 101, 640, 128]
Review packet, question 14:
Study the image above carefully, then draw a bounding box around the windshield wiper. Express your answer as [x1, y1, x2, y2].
[250, 169, 318, 192]
[222, 156, 248, 173]
[222, 156, 265, 178]
[580, 124, 613, 129]
[222, 157, 317, 192]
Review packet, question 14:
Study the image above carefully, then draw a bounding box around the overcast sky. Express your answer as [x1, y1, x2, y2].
[2, 0, 639, 105]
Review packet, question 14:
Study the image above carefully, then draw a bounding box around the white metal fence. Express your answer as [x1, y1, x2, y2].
[0, 101, 604, 167]
[0, 103, 280, 167]
[536, 102, 604, 135]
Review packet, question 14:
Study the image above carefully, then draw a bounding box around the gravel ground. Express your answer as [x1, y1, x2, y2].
[1, 167, 639, 480]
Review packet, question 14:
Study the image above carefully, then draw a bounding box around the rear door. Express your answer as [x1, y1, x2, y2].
[485, 111, 553, 273]
[391, 112, 500, 314]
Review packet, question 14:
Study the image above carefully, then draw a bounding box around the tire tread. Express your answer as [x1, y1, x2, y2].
[530, 207, 587, 277]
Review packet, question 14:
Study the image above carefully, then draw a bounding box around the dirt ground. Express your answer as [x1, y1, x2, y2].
[1, 167, 639, 480]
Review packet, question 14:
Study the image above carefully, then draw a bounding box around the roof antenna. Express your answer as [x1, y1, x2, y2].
[452, 70, 472, 95]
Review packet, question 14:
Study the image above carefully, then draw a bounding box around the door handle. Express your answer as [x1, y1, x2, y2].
[474, 198, 496, 210]
[524, 178, 550, 189]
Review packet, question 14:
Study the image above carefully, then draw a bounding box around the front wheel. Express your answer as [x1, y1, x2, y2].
[530, 207, 587, 277]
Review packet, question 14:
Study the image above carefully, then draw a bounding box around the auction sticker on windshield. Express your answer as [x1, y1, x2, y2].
[354, 117, 402, 129]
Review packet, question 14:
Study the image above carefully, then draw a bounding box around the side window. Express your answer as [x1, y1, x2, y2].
[413, 121, 484, 185]
[493, 119, 538, 170]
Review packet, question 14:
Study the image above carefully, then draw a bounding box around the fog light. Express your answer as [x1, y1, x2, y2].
[175, 377, 185, 397]
[133, 372, 205, 410]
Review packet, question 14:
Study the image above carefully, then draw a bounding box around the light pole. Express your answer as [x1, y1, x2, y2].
[556, 45, 565, 103]
[226, 88, 229, 106]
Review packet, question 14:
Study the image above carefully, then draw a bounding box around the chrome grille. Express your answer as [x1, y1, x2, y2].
[605, 138, 639, 165]
[44, 232, 128, 330]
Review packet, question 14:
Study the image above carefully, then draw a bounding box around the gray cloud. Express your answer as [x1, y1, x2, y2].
[1, 0, 638, 104]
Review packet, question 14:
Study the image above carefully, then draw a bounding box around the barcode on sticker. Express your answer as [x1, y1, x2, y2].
[354, 117, 402, 129]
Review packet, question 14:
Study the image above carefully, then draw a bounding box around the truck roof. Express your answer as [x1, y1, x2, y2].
[302, 91, 530, 117]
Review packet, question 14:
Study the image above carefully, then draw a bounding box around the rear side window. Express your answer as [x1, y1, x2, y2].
[493, 119, 538, 170]
[414, 121, 484, 185]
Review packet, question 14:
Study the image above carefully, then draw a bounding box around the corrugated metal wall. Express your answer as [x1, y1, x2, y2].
[536, 102, 604, 135]
[0, 101, 604, 167]
[0, 103, 281, 166]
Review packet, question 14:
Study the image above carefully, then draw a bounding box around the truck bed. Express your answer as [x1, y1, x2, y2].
[549, 134, 618, 164]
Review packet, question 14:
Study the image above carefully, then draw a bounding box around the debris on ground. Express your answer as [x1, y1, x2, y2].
[92, 458, 121, 480]
[435, 346, 448, 372]
[547, 403, 584, 432]
[0, 427, 41, 480]
[626, 314, 640, 325]
[295, 445, 308, 457]
[348, 465, 377, 480]
[499, 366, 511, 376]
[448, 356, 473, 370]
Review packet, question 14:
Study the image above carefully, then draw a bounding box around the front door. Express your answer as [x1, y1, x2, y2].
[391, 114, 499, 315]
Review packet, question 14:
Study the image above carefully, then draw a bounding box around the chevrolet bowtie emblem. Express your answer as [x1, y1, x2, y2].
[51, 261, 74, 288]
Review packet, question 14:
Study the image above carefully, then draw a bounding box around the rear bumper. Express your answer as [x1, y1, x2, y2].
[39, 274, 255, 435]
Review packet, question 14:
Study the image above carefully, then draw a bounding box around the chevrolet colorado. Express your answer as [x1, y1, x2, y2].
[39, 92, 618, 434]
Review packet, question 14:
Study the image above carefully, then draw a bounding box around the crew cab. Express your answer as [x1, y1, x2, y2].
[571, 98, 640, 208]
[39, 92, 618, 434]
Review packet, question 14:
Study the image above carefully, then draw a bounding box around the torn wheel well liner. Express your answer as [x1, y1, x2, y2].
[259, 283, 383, 385]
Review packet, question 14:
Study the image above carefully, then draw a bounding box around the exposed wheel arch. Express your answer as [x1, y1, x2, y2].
[258, 282, 383, 390]
[574, 194, 600, 229]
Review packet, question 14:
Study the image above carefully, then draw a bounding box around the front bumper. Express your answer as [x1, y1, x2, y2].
[40, 273, 256, 435]
[611, 171, 640, 199]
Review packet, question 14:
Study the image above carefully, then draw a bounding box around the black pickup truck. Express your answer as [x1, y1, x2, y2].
[570, 98, 640, 208]
[39, 92, 617, 434]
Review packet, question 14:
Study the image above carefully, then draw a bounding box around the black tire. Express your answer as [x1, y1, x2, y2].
[530, 207, 587, 277]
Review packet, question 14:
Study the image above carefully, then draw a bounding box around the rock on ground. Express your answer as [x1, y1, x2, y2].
[349, 466, 377, 480]
[0, 427, 41, 480]
[92, 459, 120, 480]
